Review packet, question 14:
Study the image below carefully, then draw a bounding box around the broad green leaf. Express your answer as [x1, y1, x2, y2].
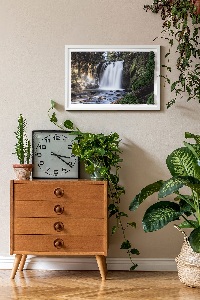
[158, 176, 200, 199]
[185, 132, 200, 144]
[182, 143, 200, 180]
[166, 147, 197, 177]
[130, 248, 140, 255]
[142, 201, 181, 232]
[120, 240, 131, 249]
[189, 228, 200, 253]
[178, 220, 199, 229]
[63, 120, 74, 130]
[183, 142, 200, 160]
[179, 198, 195, 216]
[129, 180, 163, 211]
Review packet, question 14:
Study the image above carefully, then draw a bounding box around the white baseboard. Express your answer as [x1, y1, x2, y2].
[0, 256, 177, 271]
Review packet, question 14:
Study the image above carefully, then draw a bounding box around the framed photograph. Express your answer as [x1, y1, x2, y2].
[65, 45, 160, 111]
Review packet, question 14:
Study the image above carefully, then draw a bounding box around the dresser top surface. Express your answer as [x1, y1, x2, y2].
[11, 179, 107, 185]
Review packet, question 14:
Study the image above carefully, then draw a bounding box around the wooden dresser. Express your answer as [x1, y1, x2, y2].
[10, 180, 108, 279]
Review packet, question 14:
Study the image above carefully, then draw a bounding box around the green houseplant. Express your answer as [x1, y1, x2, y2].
[48, 100, 139, 270]
[13, 114, 33, 180]
[144, 0, 200, 108]
[129, 131, 200, 286]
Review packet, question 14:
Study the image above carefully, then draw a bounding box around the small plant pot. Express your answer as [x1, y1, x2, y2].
[90, 166, 104, 181]
[13, 164, 34, 180]
[194, 0, 200, 14]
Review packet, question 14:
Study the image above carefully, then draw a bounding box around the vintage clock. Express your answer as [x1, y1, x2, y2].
[32, 130, 79, 179]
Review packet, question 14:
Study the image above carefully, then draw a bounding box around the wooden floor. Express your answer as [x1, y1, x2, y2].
[0, 270, 199, 299]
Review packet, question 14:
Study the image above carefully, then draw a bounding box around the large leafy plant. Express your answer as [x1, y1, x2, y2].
[48, 100, 139, 270]
[144, 0, 200, 108]
[129, 131, 200, 253]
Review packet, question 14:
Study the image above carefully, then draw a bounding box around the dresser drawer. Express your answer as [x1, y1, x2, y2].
[10, 180, 108, 258]
[14, 218, 104, 235]
[14, 200, 104, 218]
[13, 235, 105, 253]
[13, 181, 105, 201]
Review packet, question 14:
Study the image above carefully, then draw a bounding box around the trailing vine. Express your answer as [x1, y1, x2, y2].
[48, 100, 139, 270]
[144, 0, 200, 108]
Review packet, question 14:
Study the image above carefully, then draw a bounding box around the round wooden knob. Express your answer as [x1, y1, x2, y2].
[54, 188, 64, 198]
[54, 238, 64, 249]
[54, 205, 64, 215]
[54, 222, 64, 232]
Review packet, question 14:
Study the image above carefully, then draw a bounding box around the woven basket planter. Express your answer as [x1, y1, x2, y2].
[175, 227, 200, 288]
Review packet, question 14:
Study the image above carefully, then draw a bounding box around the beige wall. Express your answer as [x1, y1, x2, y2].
[0, 0, 199, 259]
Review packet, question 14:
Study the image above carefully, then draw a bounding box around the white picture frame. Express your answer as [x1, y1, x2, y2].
[65, 45, 160, 111]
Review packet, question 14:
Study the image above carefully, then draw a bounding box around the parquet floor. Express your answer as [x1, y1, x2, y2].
[0, 270, 199, 300]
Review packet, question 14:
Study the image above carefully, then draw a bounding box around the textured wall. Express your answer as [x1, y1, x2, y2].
[0, 0, 199, 258]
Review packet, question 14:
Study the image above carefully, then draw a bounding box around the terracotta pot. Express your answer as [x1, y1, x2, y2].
[193, 0, 200, 14]
[13, 164, 34, 180]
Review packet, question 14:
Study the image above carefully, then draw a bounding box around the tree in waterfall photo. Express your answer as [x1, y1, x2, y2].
[70, 50, 155, 105]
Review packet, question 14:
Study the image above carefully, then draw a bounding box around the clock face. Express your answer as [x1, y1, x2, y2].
[32, 131, 79, 179]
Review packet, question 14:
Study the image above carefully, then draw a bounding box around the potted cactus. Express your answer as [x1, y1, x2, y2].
[13, 114, 33, 180]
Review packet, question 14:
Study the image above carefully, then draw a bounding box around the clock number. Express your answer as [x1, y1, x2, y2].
[44, 137, 50, 143]
[53, 135, 60, 141]
[38, 161, 44, 166]
[68, 162, 74, 168]
[62, 168, 69, 174]
[54, 170, 59, 176]
[38, 144, 46, 149]
[68, 144, 72, 150]
[35, 152, 42, 157]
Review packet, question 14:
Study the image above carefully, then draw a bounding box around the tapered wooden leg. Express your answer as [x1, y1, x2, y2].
[10, 254, 22, 279]
[95, 255, 107, 280]
[19, 255, 27, 271]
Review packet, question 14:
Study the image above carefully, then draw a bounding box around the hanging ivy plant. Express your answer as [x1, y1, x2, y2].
[48, 100, 139, 270]
[144, 0, 200, 108]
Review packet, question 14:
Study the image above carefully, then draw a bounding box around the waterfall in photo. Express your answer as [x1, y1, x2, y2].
[99, 61, 123, 90]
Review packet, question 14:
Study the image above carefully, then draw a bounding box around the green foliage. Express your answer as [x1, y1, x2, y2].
[147, 93, 155, 104]
[119, 93, 139, 104]
[129, 180, 164, 211]
[119, 51, 155, 105]
[13, 114, 31, 164]
[189, 227, 200, 253]
[144, 0, 200, 108]
[48, 101, 139, 270]
[131, 51, 155, 91]
[142, 201, 182, 232]
[129, 131, 200, 253]
[166, 147, 197, 177]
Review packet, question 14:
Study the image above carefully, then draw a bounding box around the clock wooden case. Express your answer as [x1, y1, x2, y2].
[32, 130, 79, 179]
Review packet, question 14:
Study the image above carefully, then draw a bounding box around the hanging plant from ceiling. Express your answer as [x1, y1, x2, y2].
[144, 0, 200, 108]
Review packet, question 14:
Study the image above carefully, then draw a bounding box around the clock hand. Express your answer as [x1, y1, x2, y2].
[51, 152, 71, 159]
[51, 152, 74, 168]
